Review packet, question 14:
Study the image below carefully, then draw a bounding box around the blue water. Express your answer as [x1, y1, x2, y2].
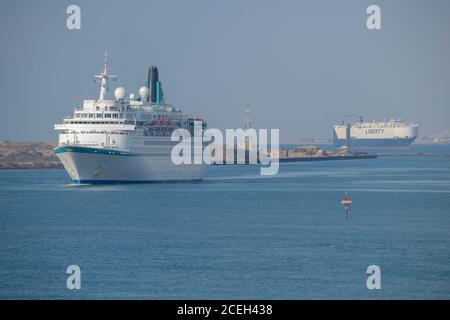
[0, 148, 449, 299]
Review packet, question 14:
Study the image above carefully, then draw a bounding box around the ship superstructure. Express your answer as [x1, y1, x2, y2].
[333, 117, 418, 148]
[54, 53, 207, 183]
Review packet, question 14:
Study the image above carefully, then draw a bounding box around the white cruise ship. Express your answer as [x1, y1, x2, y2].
[54, 53, 207, 183]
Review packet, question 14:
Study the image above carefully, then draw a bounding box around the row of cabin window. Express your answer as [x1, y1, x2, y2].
[69, 121, 122, 124]
[74, 113, 168, 120]
[96, 106, 118, 111]
[75, 113, 122, 119]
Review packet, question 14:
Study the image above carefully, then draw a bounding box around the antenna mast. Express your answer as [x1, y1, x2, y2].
[95, 51, 117, 100]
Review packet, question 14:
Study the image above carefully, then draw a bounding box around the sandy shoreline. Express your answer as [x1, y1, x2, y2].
[0, 141, 63, 170]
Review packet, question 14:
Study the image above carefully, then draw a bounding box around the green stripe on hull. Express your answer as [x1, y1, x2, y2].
[54, 146, 135, 156]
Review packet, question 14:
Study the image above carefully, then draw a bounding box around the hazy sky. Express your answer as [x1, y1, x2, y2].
[1, 0, 449, 141]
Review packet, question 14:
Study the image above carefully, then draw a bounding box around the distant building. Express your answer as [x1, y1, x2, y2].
[419, 129, 450, 144]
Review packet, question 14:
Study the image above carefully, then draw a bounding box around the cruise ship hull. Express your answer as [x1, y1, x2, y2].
[55, 146, 207, 183]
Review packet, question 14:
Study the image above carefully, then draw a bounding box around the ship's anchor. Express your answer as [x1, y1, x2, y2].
[93, 166, 102, 178]
[341, 192, 352, 218]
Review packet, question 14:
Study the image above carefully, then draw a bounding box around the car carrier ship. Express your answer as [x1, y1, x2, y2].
[333, 117, 418, 148]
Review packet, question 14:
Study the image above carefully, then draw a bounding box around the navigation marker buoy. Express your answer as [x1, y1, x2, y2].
[341, 192, 352, 218]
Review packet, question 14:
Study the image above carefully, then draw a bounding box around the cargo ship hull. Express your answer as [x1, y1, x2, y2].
[333, 137, 416, 148]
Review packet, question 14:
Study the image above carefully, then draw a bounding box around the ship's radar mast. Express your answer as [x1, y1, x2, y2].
[95, 51, 117, 100]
